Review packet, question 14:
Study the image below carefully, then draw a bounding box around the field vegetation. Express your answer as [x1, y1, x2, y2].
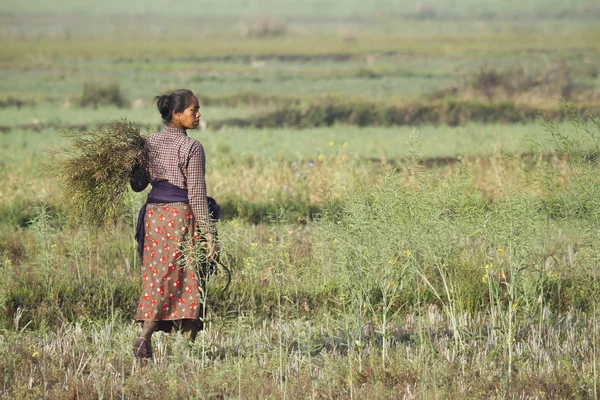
[1, 0, 600, 398]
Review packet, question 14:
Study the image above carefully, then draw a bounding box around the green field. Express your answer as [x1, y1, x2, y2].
[1, 1, 600, 398]
[2, 0, 597, 19]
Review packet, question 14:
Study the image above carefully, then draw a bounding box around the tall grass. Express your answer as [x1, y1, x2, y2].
[1, 109, 600, 397]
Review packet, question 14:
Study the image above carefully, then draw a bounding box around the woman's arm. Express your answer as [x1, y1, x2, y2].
[130, 160, 149, 192]
[187, 141, 219, 261]
[187, 141, 216, 235]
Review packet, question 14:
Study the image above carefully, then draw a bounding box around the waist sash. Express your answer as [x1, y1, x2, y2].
[135, 181, 189, 263]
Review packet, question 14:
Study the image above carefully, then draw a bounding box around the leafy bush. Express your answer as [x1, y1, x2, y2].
[534, 104, 600, 219]
[196, 91, 298, 108]
[466, 63, 574, 100]
[240, 16, 287, 37]
[0, 96, 35, 109]
[212, 98, 588, 129]
[78, 82, 128, 108]
[311, 111, 600, 366]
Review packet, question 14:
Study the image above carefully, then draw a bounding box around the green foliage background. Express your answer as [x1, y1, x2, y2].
[1, 1, 600, 397]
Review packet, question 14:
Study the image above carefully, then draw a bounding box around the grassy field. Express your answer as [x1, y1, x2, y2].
[1, 1, 600, 398]
[1, 0, 597, 19]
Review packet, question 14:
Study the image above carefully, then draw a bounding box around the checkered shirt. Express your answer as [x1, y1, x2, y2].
[145, 125, 215, 234]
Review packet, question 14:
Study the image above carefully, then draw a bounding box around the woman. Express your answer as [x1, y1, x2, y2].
[131, 89, 219, 359]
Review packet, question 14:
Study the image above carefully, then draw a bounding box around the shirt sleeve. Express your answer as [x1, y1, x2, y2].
[130, 142, 149, 192]
[187, 141, 216, 234]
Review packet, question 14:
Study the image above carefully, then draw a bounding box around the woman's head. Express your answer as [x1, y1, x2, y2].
[155, 89, 201, 129]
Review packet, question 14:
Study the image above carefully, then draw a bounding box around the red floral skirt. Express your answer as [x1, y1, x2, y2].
[135, 202, 204, 331]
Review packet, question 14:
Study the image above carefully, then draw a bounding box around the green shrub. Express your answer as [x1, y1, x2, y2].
[467, 63, 575, 100]
[196, 91, 298, 108]
[240, 16, 287, 37]
[212, 98, 592, 129]
[78, 82, 128, 109]
[0, 96, 35, 109]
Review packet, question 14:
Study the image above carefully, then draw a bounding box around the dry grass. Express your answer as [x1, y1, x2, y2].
[0, 306, 596, 399]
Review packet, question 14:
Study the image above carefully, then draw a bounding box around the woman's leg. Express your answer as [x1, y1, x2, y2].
[182, 268, 207, 342]
[181, 319, 203, 341]
[133, 320, 158, 359]
[141, 320, 158, 342]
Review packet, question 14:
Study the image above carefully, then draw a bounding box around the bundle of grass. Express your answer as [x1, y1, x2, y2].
[57, 120, 147, 228]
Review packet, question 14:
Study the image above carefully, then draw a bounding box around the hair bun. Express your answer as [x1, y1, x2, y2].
[154, 89, 195, 123]
[156, 95, 170, 119]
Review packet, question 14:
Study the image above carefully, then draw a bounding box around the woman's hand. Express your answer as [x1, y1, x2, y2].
[203, 232, 220, 263]
[206, 240, 220, 263]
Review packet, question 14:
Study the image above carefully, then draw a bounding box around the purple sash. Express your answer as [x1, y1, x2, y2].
[135, 181, 189, 263]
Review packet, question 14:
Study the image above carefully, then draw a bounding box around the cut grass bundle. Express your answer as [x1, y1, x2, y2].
[57, 120, 146, 227]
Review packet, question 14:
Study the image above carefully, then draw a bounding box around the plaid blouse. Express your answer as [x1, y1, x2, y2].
[144, 126, 215, 234]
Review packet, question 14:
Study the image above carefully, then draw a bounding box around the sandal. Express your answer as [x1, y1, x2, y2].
[132, 337, 153, 359]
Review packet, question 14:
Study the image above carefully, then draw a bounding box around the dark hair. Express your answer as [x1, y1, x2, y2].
[154, 89, 195, 123]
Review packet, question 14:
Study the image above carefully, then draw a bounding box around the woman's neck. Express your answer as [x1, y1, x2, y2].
[167, 122, 185, 130]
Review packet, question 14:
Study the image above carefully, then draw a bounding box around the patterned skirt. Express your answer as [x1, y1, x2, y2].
[135, 202, 205, 331]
